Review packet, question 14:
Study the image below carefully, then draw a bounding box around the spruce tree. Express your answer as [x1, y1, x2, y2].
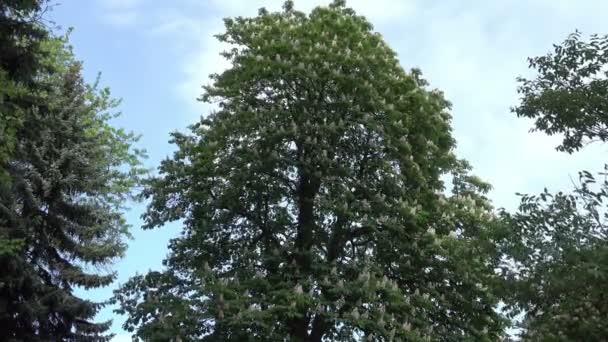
[115, 2, 506, 340]
[0, 0, 49, 170]
[0, 34, 145, 340]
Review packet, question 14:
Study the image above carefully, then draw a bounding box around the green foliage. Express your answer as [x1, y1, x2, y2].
[498, 169, 608, 340]
[0, 236, 23, 257]
[115, 2, 506, 340]
[505, 30, 608, 341]
[0, 0, 49, 174]
[0, 26, 146, 342]
[513, 31, 608, 153]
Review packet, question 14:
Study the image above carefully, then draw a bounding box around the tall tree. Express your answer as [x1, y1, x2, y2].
[0, 32, 145, 340]
[115, 1, 506, 341]
[502, 31, 608, 340]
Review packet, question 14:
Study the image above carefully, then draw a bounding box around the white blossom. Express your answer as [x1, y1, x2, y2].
[438, 196, 447, 205]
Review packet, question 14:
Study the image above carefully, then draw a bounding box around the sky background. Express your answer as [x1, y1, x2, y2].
[48, 1, 608, 340]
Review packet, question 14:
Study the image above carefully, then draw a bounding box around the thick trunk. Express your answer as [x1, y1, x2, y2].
[290, 177, 317, 338]
[288, 154, 321, 340]
[295, 172, 318, 269]
[309, 314, 329, 342]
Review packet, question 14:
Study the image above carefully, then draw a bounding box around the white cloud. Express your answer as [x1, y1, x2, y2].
[177, 26, 232, 114]
[147, 10, 231, 115]
[98, 0, 142, 28]
[111, 333, 133, 342]
[153, 0, 608, 210]
[99, 0, 142, 10]
[385, 0, 608, 209]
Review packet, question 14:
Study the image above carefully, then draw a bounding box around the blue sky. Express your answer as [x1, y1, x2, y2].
[49, 1, 608, 340]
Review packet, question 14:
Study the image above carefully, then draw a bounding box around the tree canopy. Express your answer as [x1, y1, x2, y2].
[501, 31, 608, 340]
[499, 172, 608, 340]
[514, 31, 608, 153]
[114, 1, 507, 341]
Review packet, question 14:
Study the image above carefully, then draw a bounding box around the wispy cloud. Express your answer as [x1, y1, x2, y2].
[98, 0, 142, 28]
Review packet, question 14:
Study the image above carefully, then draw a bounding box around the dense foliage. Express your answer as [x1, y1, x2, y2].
[0, 0, 49, 171]
[114, 1, 507, 341]
[514, 31, 608, 153]
[0, 2, 145, 340]
[3, 1, 606, 341]
[502, 31, 608, 340]
[500, 171, 608, 340]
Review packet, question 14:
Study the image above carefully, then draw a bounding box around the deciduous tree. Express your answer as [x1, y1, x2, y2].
[503, 31, 608, 340]
[115, 2, 506, 341]
[514, 31, 608, 153]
